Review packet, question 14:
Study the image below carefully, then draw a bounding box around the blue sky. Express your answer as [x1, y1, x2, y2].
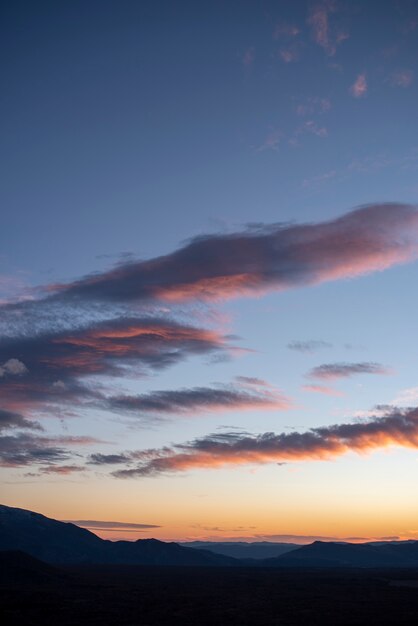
[1, 0, 418, 542]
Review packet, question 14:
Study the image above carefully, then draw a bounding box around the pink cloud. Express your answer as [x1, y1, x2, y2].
[350, 73, 367, 98]
[41, 204, 418, 305]
[307, 1, 347, 56]
[302, 384, 344, 397]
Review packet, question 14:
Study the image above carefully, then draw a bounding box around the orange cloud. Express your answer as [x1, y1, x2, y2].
[112, 407, 418, 478]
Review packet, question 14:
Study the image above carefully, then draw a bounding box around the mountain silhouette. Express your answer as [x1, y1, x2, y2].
[3, 504, 418, 568]
[181, 541, 298, 559]
[262, 540, 418, 568]
[0, 550, 65, 585]
[0, 504, 236, 566]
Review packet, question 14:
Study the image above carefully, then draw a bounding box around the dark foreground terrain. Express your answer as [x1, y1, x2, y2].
[2, 556, 418, 626]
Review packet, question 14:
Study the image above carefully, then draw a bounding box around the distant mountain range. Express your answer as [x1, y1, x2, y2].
[181, 541, 298, 559]
[2, 504, 418, 568]
[0, 505, 235, 566]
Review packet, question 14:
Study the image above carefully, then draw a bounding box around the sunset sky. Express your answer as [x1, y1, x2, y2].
[1, 0, 418, 543]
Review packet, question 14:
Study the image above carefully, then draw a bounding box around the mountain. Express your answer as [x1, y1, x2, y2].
[262, 540, 418, 568]
[0, 550, 65, 585]
[0, 504, 236, 566]
[3, 504, 418, 569]
[181, 541, 298, 560]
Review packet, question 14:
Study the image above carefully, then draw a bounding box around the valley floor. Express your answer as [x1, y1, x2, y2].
[2, 565, 418, 625]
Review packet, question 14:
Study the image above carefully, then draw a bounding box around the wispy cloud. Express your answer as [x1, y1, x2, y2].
[279, 43, 302, 63]
[302, 170, 337, 189]
[288, 340, 332, 353]
[251, 533, 400, 544]
[393, 387, 418, 406]
[390, 70, 414, 88]
[257, 128, 282, 151]
[273, 21, 300, 39]
[307, 1, 348, 56]
[296, 97, 331, 117]
[111, 406, 418, 477]
[0, 433, 97, 468]
[350, 73, 367, 98]
[101, 378, 291, 420]
[65, 519, 160, 530]
[308, 362, 390, 380]
[302, 384, 344, 397]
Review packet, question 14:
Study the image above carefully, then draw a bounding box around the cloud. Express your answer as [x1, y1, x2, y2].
[296, 97, 331, 117]
[22, 204, 418, 305]
[0, 409, 42, 432]
[101, 379, 291, 419]
[308, 362, 390, 380]
[302, 384, 343, 397]
[37, 464, 85, 475]
[273, 21, 300, 39]
[65, 519, 160, 530]
[89, 453, 132, 465]
[287, 340, 332, 353]
[0, 317, 227, 414]
[257, 129, 282, 151]
[390, 70, 414, 88]
[350, 73, 367, 98]
[111, 406, 418, 478]
[301, 120, 328, 137]
[0, 359, 28, 378]
[251, 533, 400, 544]
[0, 433, 97, 467]
[307, 1, 348, 56]
[302, 170, 337, 189]
[2, 202, 418, 473]
[279, 45, 301, 63]
[393, 387, 418, 406]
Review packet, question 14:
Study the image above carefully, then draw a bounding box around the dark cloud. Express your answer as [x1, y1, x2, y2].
[0, 317, 227, 414]
[89, 453, 132, 465]
[110, 406, 418, 478]
[8, 204, 417, 307]
[37, 464, 85, 475]
[0, 409, 42, 432]
[1, 203, 417, 473]
[0, 433, 98, 468]
[308, 362, 390, 380]
[102, 379, 290, 419]
[287, 340, 332, 353]
[65, 520, 160, 530]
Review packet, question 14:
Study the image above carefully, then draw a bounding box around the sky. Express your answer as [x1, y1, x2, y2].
[1, 0, 418, 544]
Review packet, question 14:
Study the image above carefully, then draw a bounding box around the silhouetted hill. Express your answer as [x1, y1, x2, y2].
[3, 504, 418, 569]
[0, 504, 236, 566]
[181, 541, 298, 559]
[263, 540, 418, 568]
[0, 550, 64, 585]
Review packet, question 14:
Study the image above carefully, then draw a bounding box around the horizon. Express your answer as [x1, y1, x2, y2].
[1, 0, 418, 546]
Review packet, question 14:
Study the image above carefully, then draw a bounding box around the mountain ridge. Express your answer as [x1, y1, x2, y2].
[2, 504, 418, 568]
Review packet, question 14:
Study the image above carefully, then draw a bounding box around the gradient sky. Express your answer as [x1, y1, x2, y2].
[1, 0, 418, 543]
